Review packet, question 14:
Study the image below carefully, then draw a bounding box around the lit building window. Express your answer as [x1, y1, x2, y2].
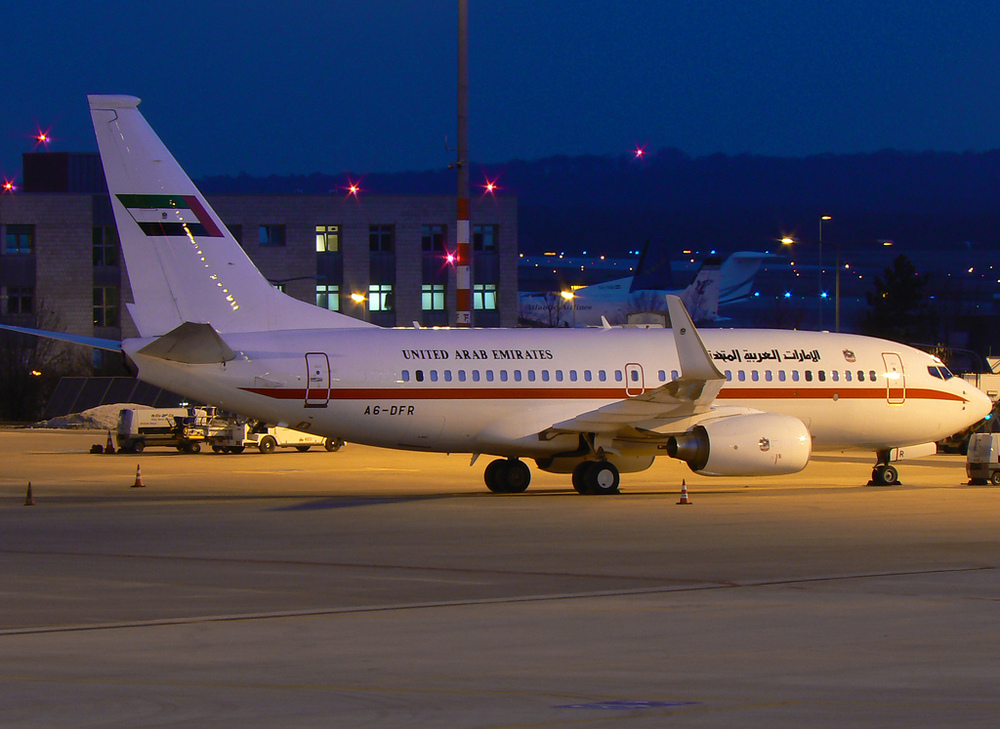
[369, 284, 394, 312]
[316, 225, 340, 253]
[473, 283, 496, 310]
[93, 286, 119, 327]
[422, 283, 445, 311]
[316, 284, 340, 311]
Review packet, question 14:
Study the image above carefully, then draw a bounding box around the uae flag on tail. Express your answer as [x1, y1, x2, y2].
[116, 194, 224, 237]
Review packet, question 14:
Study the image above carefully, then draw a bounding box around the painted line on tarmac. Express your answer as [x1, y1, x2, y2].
[1, 565, 993, 637]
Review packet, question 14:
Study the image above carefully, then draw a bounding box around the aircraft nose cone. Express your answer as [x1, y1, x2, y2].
[971, 385, 994, 422]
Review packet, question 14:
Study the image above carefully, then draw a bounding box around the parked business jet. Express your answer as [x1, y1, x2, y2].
[519, 250, 768, 326]
[6, 95, 990, 494]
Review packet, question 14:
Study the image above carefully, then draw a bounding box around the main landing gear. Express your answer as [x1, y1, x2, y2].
[484, 458, 531, 493]
[572, 460, 620, 495]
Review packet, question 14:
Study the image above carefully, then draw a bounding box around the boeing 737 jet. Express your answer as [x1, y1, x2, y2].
[5, 96, 990, 494]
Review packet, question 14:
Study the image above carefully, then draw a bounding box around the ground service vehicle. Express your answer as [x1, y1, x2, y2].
[966, 433, 1000, 484]
[116, 407, 227, 453]
[212, 422, 343, 454]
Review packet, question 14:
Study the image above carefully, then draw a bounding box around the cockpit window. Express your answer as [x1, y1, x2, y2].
[927, 365, 955, 380]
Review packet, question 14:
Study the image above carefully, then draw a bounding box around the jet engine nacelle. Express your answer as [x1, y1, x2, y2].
[666, 413, 811, 476]
[535, 454, 655, 474]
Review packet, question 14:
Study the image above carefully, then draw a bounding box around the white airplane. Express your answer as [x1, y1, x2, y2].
[5, 95, 990, 494]
[518, 250, 768, 327]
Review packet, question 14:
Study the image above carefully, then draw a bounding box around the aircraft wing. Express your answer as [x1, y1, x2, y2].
[543, 295, 726, 435]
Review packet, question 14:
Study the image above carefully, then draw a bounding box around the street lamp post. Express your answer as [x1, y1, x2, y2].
[819, 215, 831, 329]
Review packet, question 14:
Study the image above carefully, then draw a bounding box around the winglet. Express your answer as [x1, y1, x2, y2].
[666, 295, 725, 381]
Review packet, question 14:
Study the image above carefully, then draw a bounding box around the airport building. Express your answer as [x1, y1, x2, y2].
[0, 152, 519, 365]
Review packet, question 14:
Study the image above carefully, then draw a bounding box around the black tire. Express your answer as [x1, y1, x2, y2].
[295, 445, 311, 452]
[484, 459, 507, 492]
[258, 436, 277, 454]
[572, 462, 592, 494]
[212, 446, 224, 453]
[132, 440, 145, 454]
[585, 461, 620, 495]
[324, 438, 343, 452]
[503, 459, 531, 493]
[872, 464, 898, 485]
[184, 442, 201, 454]
[990, 471, 1000, 486]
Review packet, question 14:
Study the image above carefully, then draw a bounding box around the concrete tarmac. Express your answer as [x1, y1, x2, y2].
[1, 429, 998, 728]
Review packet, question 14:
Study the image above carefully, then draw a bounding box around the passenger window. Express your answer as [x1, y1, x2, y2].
[751, 370, 759, 382]
[528, 370, 536, 382]
[458, 370, 467, 382]
[671, 370, 679, 380]
[658, 370, 666, 382]
[486, 370, 494, 382]
[778, 370, 786, 382]
[630, 369, 639, 382]
[615, 370, 623, 382]
[599, 370, 607, 382]
[542, 370, 550, 382]
[830, 371, 838, 382]
[870, 370, 877, 381]
[844, 370, 852, 382]
[514, 370, 522, 382]
[500, 370, 508, 382]
[444, 370, 452, 382]
[472, 370, 480, 382]
[791, 371, 800, 382]
[584, 370, 592, 382]
[725, 370, 732, 381]
[765, 370, 773, 382]
[430, 370, 438, 382]
[555, 370, 564, 382]
[570, 370, 578, 382]
[805, 371, 813, 382]
[738, 370, 746, 382]
[402, 370, 410, 382]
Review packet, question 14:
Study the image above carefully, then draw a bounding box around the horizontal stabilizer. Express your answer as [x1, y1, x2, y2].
[0, 324, 121, 352]
[137, 322, 237, 364]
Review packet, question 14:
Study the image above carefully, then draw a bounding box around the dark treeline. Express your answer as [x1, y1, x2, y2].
[198, 148, 1000, 255]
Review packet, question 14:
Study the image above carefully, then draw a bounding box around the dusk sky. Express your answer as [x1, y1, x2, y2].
[3, 1, 1000, 181]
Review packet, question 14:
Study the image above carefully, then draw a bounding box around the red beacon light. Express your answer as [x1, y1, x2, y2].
[345, 179, 361, 198]
[482, 177, 498, 196]
[634, 145, 645, 159]
[2, 179, 14, 193]
[445, 251, 457, 265]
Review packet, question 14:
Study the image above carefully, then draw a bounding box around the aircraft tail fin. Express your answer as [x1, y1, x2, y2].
[718, 252, 769, 304]
[677, 257, 721, 323]
[88, 95, 371, 337]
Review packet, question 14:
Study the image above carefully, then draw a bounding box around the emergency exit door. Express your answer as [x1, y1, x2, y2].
[882, 352, 905, 404]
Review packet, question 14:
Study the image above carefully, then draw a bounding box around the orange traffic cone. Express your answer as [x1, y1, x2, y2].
[677, 479, 691, 505]
[105, 430, 116, 455]
[24, 482, 34, 506]
[132, 464, 145, 488]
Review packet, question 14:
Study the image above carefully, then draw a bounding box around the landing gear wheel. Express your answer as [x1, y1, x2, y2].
[871, 464, 899, 486]
[572, 462, 591, 494]
[484, 459, 507, 492]
[484, 458, 531, 493]
[586, 461, 620, 495]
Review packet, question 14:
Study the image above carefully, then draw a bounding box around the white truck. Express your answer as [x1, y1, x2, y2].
[116, 407, 229, 453]
[211, 422, 344, 454]
[966, 433, 1000, 484]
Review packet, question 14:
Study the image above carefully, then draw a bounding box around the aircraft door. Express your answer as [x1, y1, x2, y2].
[624, 363, 645, 397]
[882, 352, 905, 404]
[305, 352, 331, 408]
